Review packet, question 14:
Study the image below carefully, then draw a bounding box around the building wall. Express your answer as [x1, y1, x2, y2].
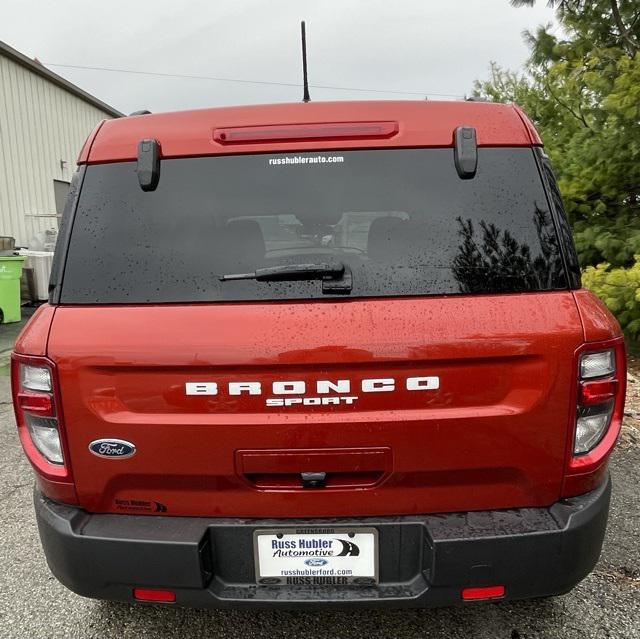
[0, 54, 114, 246]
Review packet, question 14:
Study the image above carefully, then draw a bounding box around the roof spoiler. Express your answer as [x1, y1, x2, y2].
[137, 139, 161, 191]
[454, 126, 477, 179]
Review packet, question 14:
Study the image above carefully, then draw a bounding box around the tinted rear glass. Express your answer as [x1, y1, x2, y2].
[61, 148, 567, 303]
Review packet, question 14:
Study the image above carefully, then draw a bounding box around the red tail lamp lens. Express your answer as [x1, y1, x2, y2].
[17, 392, 54, 416]
[578, 379, 618, 406]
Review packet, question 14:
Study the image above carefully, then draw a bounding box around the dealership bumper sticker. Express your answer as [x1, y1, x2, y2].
[254, 528, 377, 585]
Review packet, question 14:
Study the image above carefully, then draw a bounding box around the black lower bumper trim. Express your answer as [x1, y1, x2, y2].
[34, 476, 611, 609]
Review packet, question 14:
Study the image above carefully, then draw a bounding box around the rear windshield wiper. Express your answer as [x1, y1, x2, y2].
[219, 262, 352, 294]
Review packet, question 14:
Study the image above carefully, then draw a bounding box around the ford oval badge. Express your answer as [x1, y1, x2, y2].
[89, 439, 136, 459]
[304, 558, 328, 567]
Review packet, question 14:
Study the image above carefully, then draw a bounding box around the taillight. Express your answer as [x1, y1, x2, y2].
[574, 348, 620, 455]
[11, 354, 76, 501]
[563, 339, 626, 497]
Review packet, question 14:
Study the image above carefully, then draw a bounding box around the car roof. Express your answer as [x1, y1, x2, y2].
[79, 100, 541, 164]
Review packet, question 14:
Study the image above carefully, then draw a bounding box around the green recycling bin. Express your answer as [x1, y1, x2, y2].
[0, 256, 26, 323]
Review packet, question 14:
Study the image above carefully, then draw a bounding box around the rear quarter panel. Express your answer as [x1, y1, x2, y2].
[572, 289, 623, 342]
[13, 305, 56, 356]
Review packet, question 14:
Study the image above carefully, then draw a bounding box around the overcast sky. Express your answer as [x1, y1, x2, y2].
[2, 0, 556, 114]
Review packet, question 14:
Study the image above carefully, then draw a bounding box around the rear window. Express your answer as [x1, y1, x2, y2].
[60, 148, 568, 303]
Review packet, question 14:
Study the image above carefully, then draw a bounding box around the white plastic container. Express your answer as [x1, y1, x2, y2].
[18, 250, 54, 300]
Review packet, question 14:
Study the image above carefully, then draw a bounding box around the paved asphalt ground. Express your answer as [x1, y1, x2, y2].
[0, 345, 638, 638]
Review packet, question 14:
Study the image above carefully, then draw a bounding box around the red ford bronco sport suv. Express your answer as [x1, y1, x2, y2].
[12, 101, 626, 609]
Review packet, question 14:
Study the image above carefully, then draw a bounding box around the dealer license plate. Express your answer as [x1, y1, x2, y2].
[254, 527, 378, 586]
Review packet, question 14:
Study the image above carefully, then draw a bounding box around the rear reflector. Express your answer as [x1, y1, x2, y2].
[213, 121, 399, 145]
[461, 585, 505, 601]
[133, 588, 176, 603]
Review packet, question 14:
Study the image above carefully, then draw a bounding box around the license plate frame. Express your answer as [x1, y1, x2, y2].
[253, 526, 379, 586]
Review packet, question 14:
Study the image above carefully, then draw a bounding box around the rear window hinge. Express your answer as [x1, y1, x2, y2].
[454, 126, 478, 179]
[137, 138, 161, 192]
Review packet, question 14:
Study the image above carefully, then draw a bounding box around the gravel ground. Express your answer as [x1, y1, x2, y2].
[0, 363, 638, 639]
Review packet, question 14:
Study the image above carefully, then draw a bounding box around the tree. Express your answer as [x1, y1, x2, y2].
[510, 1, 639, 57]
[474, 1, 640, 337]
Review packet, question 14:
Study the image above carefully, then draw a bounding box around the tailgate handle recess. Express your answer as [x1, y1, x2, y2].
[236, 447, 392, 490]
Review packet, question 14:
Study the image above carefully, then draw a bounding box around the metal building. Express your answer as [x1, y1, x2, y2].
[0, 40, 122, 246]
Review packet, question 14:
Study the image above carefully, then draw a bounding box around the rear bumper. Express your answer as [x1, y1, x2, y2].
[34, 476, 611, 609]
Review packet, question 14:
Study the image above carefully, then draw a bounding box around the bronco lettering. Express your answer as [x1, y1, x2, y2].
[185, 376, 440, 397]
